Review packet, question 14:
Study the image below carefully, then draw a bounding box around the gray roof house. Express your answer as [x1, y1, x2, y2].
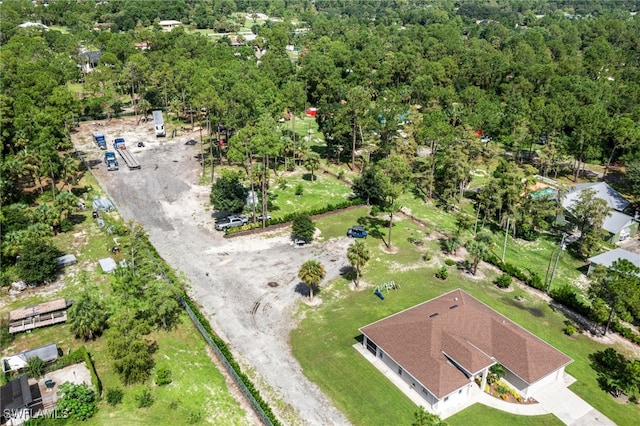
[561, 182, 630, 212]
[560, 182, 638, 243]
[359, 289, 572, 416]
[0, 375, 33, 424]
[587, 248, 640, 275]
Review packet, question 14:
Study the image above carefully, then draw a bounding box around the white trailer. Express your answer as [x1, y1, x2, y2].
[152, 110, 165, 137]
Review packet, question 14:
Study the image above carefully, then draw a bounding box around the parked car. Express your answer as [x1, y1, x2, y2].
[257, 213, 272, 221]
[347, 225, 367, 238]
[214, 215, 248, 231]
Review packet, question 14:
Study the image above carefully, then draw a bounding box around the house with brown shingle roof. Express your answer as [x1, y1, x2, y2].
[359, 289, 572, 414]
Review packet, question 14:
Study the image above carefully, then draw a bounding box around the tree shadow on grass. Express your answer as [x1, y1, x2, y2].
[340, 265, 356, 282]
[356, 216, 389, 242]
[67, 213, 87, 226]
[501, 295, 545, 317]
[302, 173, 318, 182]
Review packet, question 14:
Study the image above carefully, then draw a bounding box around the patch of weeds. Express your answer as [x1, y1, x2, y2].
[186, 410, 203, 424]
[135, 388, 154, 408]
[106, 388, 123, 406]
[155, 367, 172, 386]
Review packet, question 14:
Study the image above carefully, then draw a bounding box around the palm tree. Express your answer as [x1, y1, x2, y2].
[68, 291, 108, 340]
[347, 240, 370, 288]
[298, 259, 325, 301]
[466, 239, 489, 275]
[59, 155, 78, 192]
[303, 152, 321, 181]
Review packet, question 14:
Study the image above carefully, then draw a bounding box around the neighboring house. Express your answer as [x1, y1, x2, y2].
[562, 182, 629, 212]
[8, 299, 71, 334]
[18, 22, 48, 30]
[587, 248, 640, 275]
[359, 289, 572, 415]
[2, 343, 59, 374]
[601, 210, 638, 244]
[134, 41, 150, 50]
[559, 181, 638, 243]
[78, 50, 102, 73]
[158, 20, 182, 31]
[0, 375, 33, 425]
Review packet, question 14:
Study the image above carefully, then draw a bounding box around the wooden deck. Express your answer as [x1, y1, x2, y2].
[9, 305, 68, 334]
[10, 298, 67, 322]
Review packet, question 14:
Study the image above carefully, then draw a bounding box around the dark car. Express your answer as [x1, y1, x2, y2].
[347, 225, 367, 238]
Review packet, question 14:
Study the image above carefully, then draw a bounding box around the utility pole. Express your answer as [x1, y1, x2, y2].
[547, 233, 567, 294]
[501, 217, 510, 262]
[474, 203, 482, 236]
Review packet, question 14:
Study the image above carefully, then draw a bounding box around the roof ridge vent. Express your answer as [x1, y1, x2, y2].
[449, 304, 458, 309]
[429, 313, 439, 318]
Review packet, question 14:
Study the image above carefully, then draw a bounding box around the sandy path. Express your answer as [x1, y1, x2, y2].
[73, 119, 351, 426]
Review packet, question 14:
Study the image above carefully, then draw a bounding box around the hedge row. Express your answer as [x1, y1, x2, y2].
[485, 253, 545, 291]
[486, 254, 640, 346]
[182, 296, 281, 426]
[225, 197, 364, 235]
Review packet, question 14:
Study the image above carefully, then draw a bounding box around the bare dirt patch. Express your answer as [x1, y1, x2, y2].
[71, 118, 351, 425]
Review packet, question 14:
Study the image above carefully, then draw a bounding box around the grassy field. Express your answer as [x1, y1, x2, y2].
[265, 169, 355, 219]
[291, 208, 640, 426]
[0, 173, 250, 425]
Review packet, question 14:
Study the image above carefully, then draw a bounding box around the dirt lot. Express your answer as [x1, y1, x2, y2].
[72, 117, 351, 425]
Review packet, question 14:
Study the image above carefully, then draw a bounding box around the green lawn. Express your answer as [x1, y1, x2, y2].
[267, 169, 354, 219]
[292, 209, 640, 426]
[86, 318, 249, 426]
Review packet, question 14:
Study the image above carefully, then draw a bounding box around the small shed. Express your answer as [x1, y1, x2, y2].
[99, 257, 117, 273]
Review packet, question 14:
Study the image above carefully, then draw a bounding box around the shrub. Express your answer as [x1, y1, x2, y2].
[187, 410, 203, 424]
[26, 356, 46, 379]
[155, 368, 172, 386]
[422, 253, 432, 262]
[135, 388, 154, 408]
[56, 382, 97, 420]
[564, 324, 578, 336]
[278, 177, 287, 190]
[106, 388, 123, 406]
[494, 274, 512, 289]
[292, 214, 315, 241]
[294, 182, 304, 196]
[435, 266, 448, 280]
[337, 170, 345, 180]
[444, 258, 456, 266]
